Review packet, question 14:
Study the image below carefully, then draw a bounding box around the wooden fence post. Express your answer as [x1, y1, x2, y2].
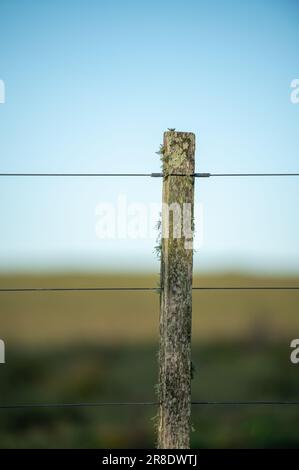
[158, 130, 195, 449]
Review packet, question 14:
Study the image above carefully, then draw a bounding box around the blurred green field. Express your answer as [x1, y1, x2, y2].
[0, 272, 299, 448]
[1, 272, 299, 345]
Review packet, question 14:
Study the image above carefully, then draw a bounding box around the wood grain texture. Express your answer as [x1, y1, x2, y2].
[158, 131, 195, 449]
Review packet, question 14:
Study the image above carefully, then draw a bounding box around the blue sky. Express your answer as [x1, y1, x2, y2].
[0, 0, 298, 273]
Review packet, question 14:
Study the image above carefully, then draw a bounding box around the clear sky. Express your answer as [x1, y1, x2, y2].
[0, 0, 298, 273]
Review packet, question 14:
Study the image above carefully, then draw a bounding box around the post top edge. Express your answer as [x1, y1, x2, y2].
[164, 130, 195, 136]
[164, 131, 196, 144]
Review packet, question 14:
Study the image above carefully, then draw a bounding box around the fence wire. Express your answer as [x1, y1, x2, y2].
[0, 286, 299, 292]
[1, 166, 299, 414]
[0, 172, 299, 178]
[0, 401, 299, 410]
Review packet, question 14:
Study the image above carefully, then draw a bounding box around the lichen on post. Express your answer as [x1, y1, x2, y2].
[157, 130, 195, 449]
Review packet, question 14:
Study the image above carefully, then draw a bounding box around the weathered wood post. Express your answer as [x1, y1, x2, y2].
[158, 131, 195, 449]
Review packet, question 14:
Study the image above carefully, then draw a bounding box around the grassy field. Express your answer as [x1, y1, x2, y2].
[0, 272, 299, 448]
[0, 272, 298, 345]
